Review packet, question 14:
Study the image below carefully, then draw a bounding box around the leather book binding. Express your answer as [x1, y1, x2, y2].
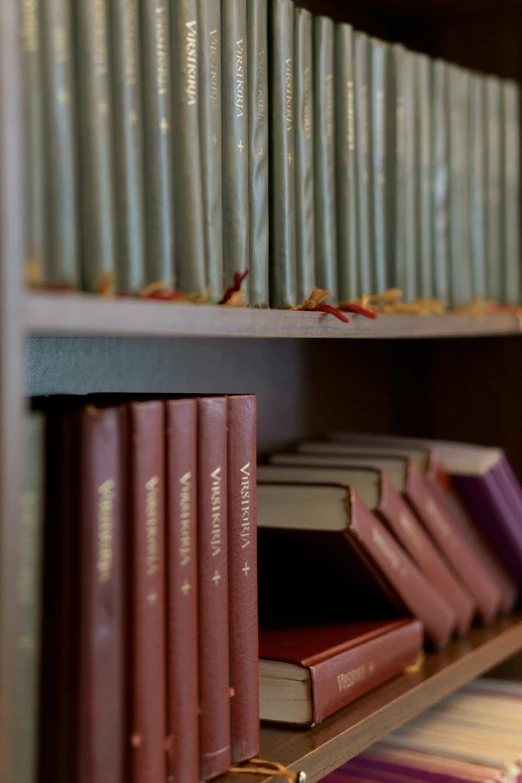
[354, 32, 372, 295]
[165, 400, 199, 783]
[228, 395, 259, 764]
[198, 398, 231, 780]
[128, 401, 167, 783]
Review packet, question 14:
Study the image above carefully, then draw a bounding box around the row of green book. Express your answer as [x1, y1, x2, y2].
[23, 0, 521, 308]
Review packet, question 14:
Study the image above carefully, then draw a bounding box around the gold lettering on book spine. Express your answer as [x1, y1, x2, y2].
[18, 490, 37, 605]
[337, 662, 374, 692]
[303, 67, 312, 141]
[425, 498, 453, 542]
[239, 463, 251, 550]
[145, 476, 160, 575]
[209, 28, 219, 109]
[235, 39, 245, 118]
[325, 73, 334, 162]
[93, 0, 109, 76]
[179, 472, 192, 567]
[210, 467, 222, 557]
[97, 479, 115, 584]
[347, 80, 355, 151]
[123, 2, 138, 86]
[285, 58, 293, 132]
[257, 49, 266, 123]
[399, 512, 424, 551]
[155, 6, 168, 96]
[186, 20, 197, 105]
[22, 0, 38, 53]
[372, 527, 400, 572]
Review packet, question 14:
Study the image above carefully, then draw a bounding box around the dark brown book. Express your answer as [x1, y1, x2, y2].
[128, 401, 166, 783]
[198, 397, 231, 780]
[227, 395, 259, 764]
[165, 400, 199, 783]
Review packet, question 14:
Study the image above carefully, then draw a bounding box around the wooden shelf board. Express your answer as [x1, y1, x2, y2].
[222, 616, 522, 783]
[25, 292, 522, 339]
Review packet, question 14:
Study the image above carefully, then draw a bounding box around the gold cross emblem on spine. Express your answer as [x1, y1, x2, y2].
[212, 570, 221, 586]
[242, 562, 250, 576]
[147, 591, 158, 604]
[238, 140, 244, 152]
[160, 118, 169, 133]
[212, 135, 218, 146]
[288, 152, 292, 165]
[181, 580, 191, 596]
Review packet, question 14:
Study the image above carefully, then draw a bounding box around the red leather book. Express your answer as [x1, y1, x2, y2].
[165, 399, 199, 783]
[128, 401, 167, 783]
[259, 619, 423, 726]
[198, 397, 231, 780]
[227, 395, 259, 764]
[77, 405, 125, 783]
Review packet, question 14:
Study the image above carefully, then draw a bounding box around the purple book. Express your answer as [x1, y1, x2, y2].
[338, 757, 485, 783]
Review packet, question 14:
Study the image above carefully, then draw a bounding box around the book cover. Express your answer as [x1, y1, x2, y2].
[355, 32, 372, 296]
[415, 53, 433, 299]
[485, 77, 503, 303]
[432, 60, 450, 305]
[469, 75, 486, 302]
[502, 80, 520, 306]
[448, 65, 471, 307]
[371, 38, 389, 295]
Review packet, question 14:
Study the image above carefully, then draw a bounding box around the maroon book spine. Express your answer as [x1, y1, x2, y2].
[228, 395, 259, 764]
[198, 397, 231, 780]
[77, 406, 125, 783]
[128, 402, 167, 783]
[165, 400, 199, 783]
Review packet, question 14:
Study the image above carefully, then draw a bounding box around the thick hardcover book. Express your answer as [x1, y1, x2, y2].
[314, 16, 337, 303]
[77, 407, 125, 783]
[502, 80, 520, 306]
[111, 0, 146, 295]
[448, 65, 471, 307]
[76, 0, 116, 294]
[228, 396, 259, 764]
[260, 619, 422, 727]
[198, 0, 223, 300]
[128, 401, 166, 783]
[294, 7, 315, 303]
[415, 53, 433, 299]
[336, 23, 358, 301]
[222, 0, 249, 298]
[171, 0, 206, 297]
[470, 76, 486, 302]
[165, 400, 199, 783]
[371, 39, 388, 294]
[269, 0, 296, 308]
[485, 77, 503, 302]
[198, 398, 231, 780]
[432, 60, 450, 304]
[41, 0, 79, 288]
[142, 0, 175, 292]
[248, 0, 269, 306]
[355, 32, 372, 295]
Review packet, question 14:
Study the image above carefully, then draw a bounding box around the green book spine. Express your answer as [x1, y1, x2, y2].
[502, 80, 520, 305]
[171, 0, 206, 296]
[391, 44, 405, 292]
[77, 0, 116, 294]
[460, 69, 472, 305]
[402, 49, 416, 301]
[415, 53, 433, 299]
[485, 76, 503, 302]
[111, 0, 146, 295]
[141, 0, 174, 290]
[269, 0, 296, 308]
[335, 23, 358, 301]
[15, 413, 44, 783]
[22, 0, 46, 288]
[469, 75, 486, 300]
[41, 0, 79, 288]
[313, 16, 337, 303]
[432, 60, 450, 305]
[198, 0, 223, 300]
[355, 32, 372, 295]
[248, 0, 269, 306]
[371, 38, 388, 294]
[222, 0, 249, 299]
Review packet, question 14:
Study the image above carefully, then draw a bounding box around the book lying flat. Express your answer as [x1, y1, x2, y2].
[259, 618, 422, 726]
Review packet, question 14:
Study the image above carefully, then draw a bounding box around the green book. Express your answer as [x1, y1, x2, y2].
[77, 0, 116, 294]
[171, 0, 206, 296]
[432, 59, 450, 305]
[502, 80, 520, 305]
[415, 53, 433, 299]
[335, 22, 358, 301]
[111, 0, 146, 295]
[269, 0, 296, 308]
[371, 38, 389, 294]
[469, 74, 486, 301]
[485, 76, 503, 302]
[222, 0, 249, 299]
[390, 44, 405, 293]
[314, 16, 337, 303]
[198, 0, 223, 300]
[248, 0, 269, 306]
[41, 0, 79, 288]
[394, 47, 416, 300]
[354, 32, 372, 295]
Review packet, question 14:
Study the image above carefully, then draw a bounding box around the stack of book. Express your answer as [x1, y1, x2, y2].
[24, 0, 521, 309]
[323, 678, 522, 783]
[20, 395, 258, 783]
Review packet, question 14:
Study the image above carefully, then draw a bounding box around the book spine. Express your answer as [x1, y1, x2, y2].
[15, 413, 44, 783]
[294, 8, 315, 303]
[502, 80, 520, 305]
[470, 75, 487, 301]
[311, 620, 423, 725]
[198, 0, 223, 300]
[198, 398, 231, 780]
[391, 44, 406, 293]
[432, 60, 450, 304]
[335, 23, 358, 301]
[248, 0, 269, 306]
[165, 400, 199, 783]
[415, 53, 433, 299]
[21, 0, 46, 288]
[129, 402, 167, 783]
[77, 407, 125, 783]
[355, 32, 372, 295]
[171, 0, 206, 296]
[269, 0, 296, 308]
[222, 0, 249, 298]
[314, 16, 337, 303]
[402, 50, 416, 301]
[110, 0, 146, 295]
[41, 0, 79, 288]
[141, 0, 174, 291]
[486, 77, 503, 302]
[371, 39, 388, 294]
[77, 0, 116, 295]
[228, 396, 259, 764]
